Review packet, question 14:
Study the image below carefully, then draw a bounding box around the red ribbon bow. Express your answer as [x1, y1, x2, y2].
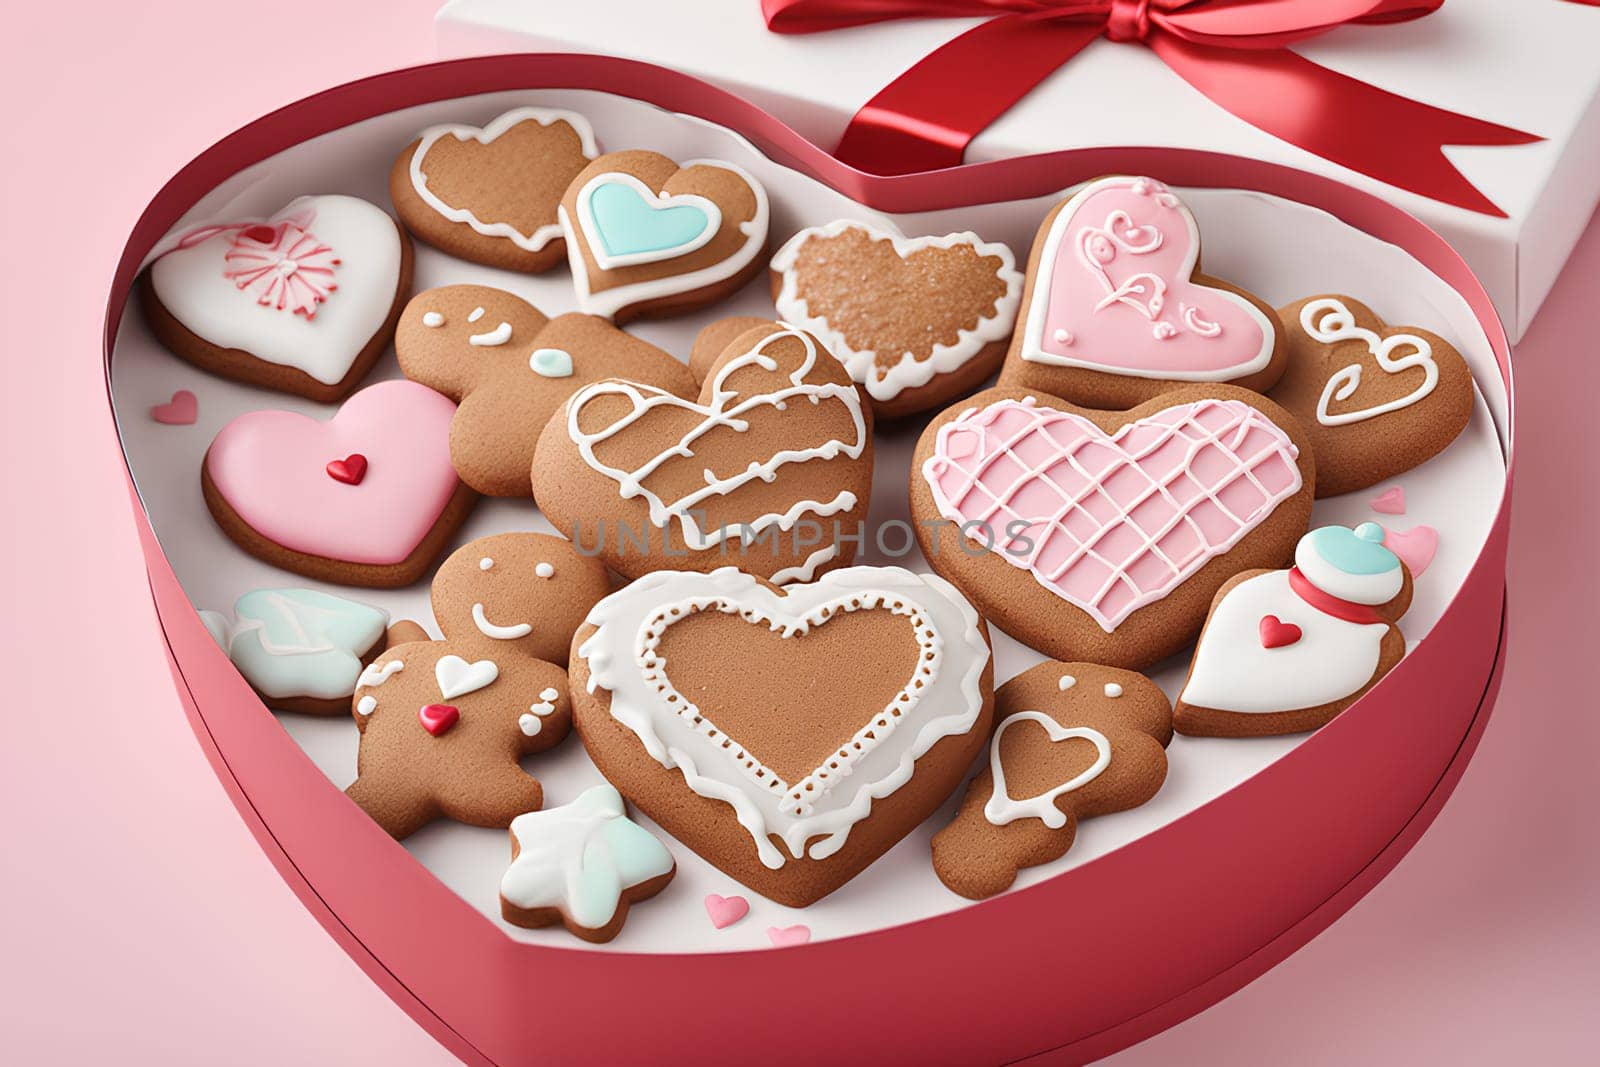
[763, 0, 1542, 215]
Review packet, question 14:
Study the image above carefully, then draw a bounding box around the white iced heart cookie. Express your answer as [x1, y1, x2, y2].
[145, 194, 410, 401]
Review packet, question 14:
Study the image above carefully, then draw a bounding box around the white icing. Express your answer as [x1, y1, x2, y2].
[422, 311, 445, 327]
[356, 659, 404, 688]
[407, 107, 598, 253]
[1058, 674, 1077, 691]
[357, 695, 377, 716]
[468, 321, 513, 347]
[559, 158, 770, 320]
[1104, 683, 1123, 698]
[472, 602, 533, 640]
[1181, 570, 1390, 713]
[1295, 537, 1402, 605]
[149, 195, 402, 385]
[983, 712, 1112, 828]
[539, 687, 560, 701]
[1300, 298, 1440, 427]
[578, 567, 989, 869]
[434, 655, 499, 699]
[768, 544, 841, 585]
[467, 306, 486, 323]
[573, 171, 723, 270]
[535, 562, 555, 579]
[566, 328, 866, 552]
[479, 557, 494, 570]
[770, 220, 1023, 402]
[518, 713, 542, 736]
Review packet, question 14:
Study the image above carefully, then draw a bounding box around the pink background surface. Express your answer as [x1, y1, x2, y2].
[2, 2, 1595, 1062]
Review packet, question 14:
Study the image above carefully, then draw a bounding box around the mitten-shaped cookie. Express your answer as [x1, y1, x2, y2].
[345, 532, 610, 838]
[1175, 522, 1413, 737]
[932, 662, 1170, 900]
[396, 285, 696, 497]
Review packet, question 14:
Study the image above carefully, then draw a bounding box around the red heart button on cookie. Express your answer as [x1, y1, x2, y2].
[1258, 615, 1303, 649]
[326, 453, 368, 485]
[418, 703, 460, 737]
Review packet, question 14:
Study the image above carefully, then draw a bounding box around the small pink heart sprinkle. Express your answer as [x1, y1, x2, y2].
[150, 390, 197, 425]
[1383, 525, 1438, 578]
[704, 893, 749, 930]
[767, 925, 811, 948]
[1370, 486, 1406, 515]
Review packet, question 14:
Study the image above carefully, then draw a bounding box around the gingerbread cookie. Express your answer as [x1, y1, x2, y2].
[500, 783, 675, 943]
[345, 532, 610, 838]
[1175, 523, 1413, 737]
[533, 323, 872, 583]
[912, 385, 1315, 668]
[199, 589, 389, 715]
[395, 284, 696, 497]
[144, 195, 412, 402]
[202, 379, 475, 588]
[1270, 295, 1474, 497]
[932, 661, 1170, 900]
[770, 221, 1023, 418]
[997, 175, 1285, 408]
[571, 566, 994, 907]
[558, 150, 769, 322]
[391, 107, 598, 273]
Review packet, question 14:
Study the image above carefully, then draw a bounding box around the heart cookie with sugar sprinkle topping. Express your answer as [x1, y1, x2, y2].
[571, 566, 994, 907]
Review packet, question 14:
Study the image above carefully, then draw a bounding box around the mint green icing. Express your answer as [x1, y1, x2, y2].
[1305, 524, 1399, 575]
[226, 589, 388, 701]
[589, 180, 711, 258]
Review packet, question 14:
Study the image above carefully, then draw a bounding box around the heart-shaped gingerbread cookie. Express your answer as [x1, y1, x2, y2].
[533, 323, 872, 583]
[912, 385, 1315, 668]
[391, 107, 598, 273]
[770, 220, 1023, 418]
[1269, 295, 1474, 497]
[572, 566, 994, 906]
[559, 150, 769, 322]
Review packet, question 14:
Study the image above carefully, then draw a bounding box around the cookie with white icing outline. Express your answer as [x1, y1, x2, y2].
[558, 150, 769, 322]
[1269, 295, 1474, 498]
[911, 384, 1316, 669]
[769, 220, 1023, 418]
[533, 322, 873, 584]
[390, 107, 598, 273]
[571, 566, 995, 907]
[932, 661, 1170, 900]
[143, 194, 413, 403]
[500, 783, 675, 943]
[997, 175, 1286, 408]
[396, 285, 696, 497]
[345, 532, 609, 838]
[1175, 523, 1413, 737]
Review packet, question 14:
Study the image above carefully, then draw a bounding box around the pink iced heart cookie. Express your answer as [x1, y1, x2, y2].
[913, 385, 1315, 668]
[143, 194, 412, 403]
[202, 379, 476, 588]
[1000, 176, 1285, 408]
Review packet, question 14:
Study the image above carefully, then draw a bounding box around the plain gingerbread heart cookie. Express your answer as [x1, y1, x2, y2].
[571, 566, 995, 907]
[346, 532, 611, 839]
[201, 379, 476, 588]
[390, 107, 598, 273]
[143, 194, 412, 402]
[769, 220, 1023, 419]
[997, 175, 1286, 408]
[912, 384, 1316, 668]
[932, 661, 1171, 900]
[1269, 295, 1475, 498]
[1175, 523, 1413, 737]
[558, 150, 769, 322]
[396, 284, 696, 497]
[533, 322, 873, 583]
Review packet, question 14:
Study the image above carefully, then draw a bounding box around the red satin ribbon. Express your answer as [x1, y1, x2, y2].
[763, 0, 1542, 216]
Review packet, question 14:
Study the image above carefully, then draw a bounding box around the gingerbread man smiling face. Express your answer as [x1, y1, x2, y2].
[344, 532, 611, 839]
[395, 284, 697, 498]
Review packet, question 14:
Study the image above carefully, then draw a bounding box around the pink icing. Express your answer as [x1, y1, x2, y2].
[1026, 176, 1273, 379]
[206, 379, 459, 566]
[223, 219, 340, 319]
[1382, 524, 1438, 578]
[922, 396, 1303, 632]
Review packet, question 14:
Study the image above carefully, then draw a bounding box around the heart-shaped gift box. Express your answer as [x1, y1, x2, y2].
[106, 56, 1512, 1065]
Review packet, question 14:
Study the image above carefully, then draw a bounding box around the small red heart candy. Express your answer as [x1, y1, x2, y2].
[326, 453, 368, 485]
[1259, 615, 1303, 649]
[418, 703, 460, 737]
[150, 389, 198, 425]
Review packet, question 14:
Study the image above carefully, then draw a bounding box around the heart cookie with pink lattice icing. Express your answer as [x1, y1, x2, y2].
[912, 384, 1315, 668]
[998, 175, 1286, 409]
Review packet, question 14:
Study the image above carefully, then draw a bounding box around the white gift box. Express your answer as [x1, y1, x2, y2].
[436, 0, 1600, 342]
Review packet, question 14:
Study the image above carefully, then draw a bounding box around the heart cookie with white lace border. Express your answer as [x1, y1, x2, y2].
[1269, 294, 1475, 498]
[571, 566, 994, 907]
[912, 384, 1316, 669]
[999, 175, 1286, 409]
[558, 149, 770, 323]
[143, 194, 413, 402]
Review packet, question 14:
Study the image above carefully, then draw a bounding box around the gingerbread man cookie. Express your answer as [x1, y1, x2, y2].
[345, 532, 610, 838]
[932, 661, 1171, 900]
[395, 285, 696, 497]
